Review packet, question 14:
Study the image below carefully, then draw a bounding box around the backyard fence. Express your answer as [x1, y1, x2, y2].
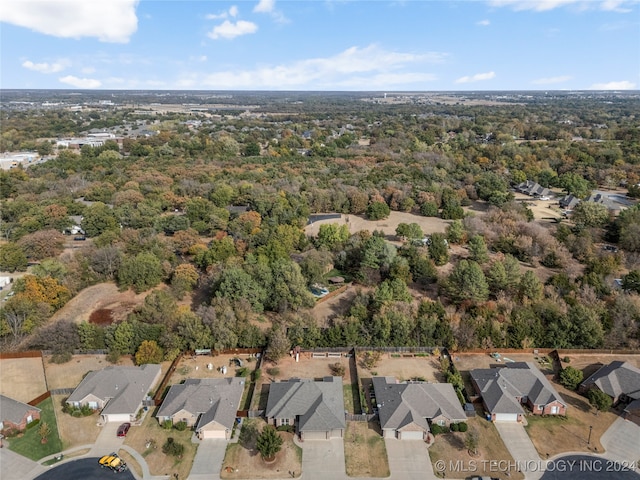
[27, 391, 51, 406]
[345, 413, 377, 422]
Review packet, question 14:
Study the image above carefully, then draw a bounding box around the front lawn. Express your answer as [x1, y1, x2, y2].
[7, 397, 63, 461]
[123, 411, 197, 479]
[344, 421, 389, 477]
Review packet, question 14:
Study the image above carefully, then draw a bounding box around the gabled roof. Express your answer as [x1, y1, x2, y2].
[581, 361, 640, 401]
[0, 395, 41, 424]
[67, 364, 161, 415]
[373, 377, 466, 431]
[265, 377, 345, 432]
[470, 362, 565, 414]
[156, 377, 245, 430]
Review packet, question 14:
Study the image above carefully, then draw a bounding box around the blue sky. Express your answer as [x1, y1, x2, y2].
[1, 0, 639, 91]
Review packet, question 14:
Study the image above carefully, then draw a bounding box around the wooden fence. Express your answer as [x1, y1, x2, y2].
[28, 391, 51, 406]
[0, 350, 42, 359]
[152, 352, 184, 406]
[315, 283, 350, 304]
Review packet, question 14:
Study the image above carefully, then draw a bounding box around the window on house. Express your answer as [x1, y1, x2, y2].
[551, 406, 559, 414]
[283, 418, 290, 425]
[438, 420, 445, 426]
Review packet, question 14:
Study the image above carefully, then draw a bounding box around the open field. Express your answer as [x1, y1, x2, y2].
[453, 352, 553, 373]
[221, 419, 302, 479]
[43, 354, 135, 390]
[304, 211, 451, 241]
[559, 354, 640, 378]
[428, 416, 524, 480]
[524, 383, 619, 457]
[123, 409, 198, 479]
[344, 421, 390, 477]
[0, 357, 47, 403]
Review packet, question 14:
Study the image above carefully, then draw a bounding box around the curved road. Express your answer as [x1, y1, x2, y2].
[540, 455, 640, 480]
[33, 458, 135, 480]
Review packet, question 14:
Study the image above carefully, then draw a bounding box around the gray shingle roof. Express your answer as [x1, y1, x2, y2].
[0, 395, 41, 424]
[470, 362, 565, 414]
[265, 377, 345, 432]
[156, 377, 245, 430]
[372, 377, 466, 431]
[67, 364, 161, 416]
[581, 361, 640, 401]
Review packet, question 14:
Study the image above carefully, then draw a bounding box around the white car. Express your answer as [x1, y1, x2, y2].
[539, 195, 551, 201]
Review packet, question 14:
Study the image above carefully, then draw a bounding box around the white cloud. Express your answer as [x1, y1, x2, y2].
[186, 44, 445, 89]
[59, 75, 102, 88]
[0, 0, 139, 43]
[532, 75, 572, 84]
[207, 20, 258, 39]
[477, 19, 491, 26]
[489, 0, 636, 12]
[455, 71, 496, 84]
[229, 6, 239, 17]
[22, 59, 68, 73]
[81, 66, 96, 74]
[254, 0, 275, 13]
[589, 80, 636, 89]
[206, 5, 239, 20]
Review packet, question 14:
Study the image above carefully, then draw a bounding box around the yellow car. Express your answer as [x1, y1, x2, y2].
[98, 453, 127, 472]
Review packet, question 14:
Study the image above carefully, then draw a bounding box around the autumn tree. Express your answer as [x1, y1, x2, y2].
[0, 242, 27, 272]
[171, 263, 199, 299]
[18, 229, 66, 261]
[135, 340, 164, 365]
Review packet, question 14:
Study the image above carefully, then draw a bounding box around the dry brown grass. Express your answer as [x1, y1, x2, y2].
[524, 384, 618, 458]
[123, 410, 197, 479]
[51, 394, 101, 448]
[0, 357, 47, 403]
[117, 449, 143, 478]
[344, 421, 390, 477]
[428, 417, 524, 480]
[220, 419, 302, 479]
[356, 352, 442, 382]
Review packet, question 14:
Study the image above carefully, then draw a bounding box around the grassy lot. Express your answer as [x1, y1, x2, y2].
[221, 419, 302, 479]
[118, 449, 143, 478]
[123, 410, 197, 479]
[524, 385, 617, 457]
[51, 394, 101, 448]
[344, 383, 360, 414]
[428, 417, 524, 480]
[344, 422, 389, 478]
[7, 397, 63, 461]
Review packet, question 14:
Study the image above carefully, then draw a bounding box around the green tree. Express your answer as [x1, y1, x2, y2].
[316, 223, 350, 250]
[571, 202, 609, 229]
[446, 260, 489, 304]
[559, 172, 591, 198]
[243, 142, 261, 156]
[622, 270, 640, 294]
[428, 233, 449, 266]
[468, 235, 489, 263]
[82, 202, 119, 237]
[420, 201, 439, 217]
[518, 271, 544, 302]
[177, 312, 213, 350]
[588, 388, 612, 412]
[559, 366, 584, 390]
[395, 223, 423, 241]
[135, 340, 164, 365]
[446, 220, 466, 245]
[0, 242, 27, 272]
[265, 325, 290, 363]
[216, 267, 266, 312]
[118, 252, 163, 293]
[256, 425, 283, 461]
[366, 201, 390, 220]
[464, 428, 479, 455]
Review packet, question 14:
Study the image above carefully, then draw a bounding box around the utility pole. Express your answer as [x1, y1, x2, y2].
[587, 425, 593, 445]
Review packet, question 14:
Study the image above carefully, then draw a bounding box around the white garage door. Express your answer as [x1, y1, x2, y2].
[303, 431, 328, 440]
[494, 413, 518, 422]
[201, 429, 226, 439]
[104, 414, 131, 423]
[399, 430, 424, 440]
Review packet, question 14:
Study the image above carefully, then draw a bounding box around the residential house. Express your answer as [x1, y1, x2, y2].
[623, 399, 640, 427]
[66, 364, 161, 423]
[584, 193, 622, 214]
[0, 395, 41, 433]
[559, 194, 581, 210]
[372, 377, 466, 440]
[156, 377, 244, 440]
[516, 180, 550, 198]
[265, 377, 345, 440]
[470, 362, 566, 422]
[579, 361, 640, 406]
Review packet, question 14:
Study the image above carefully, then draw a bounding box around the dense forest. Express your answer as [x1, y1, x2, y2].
[1, 91, 639, 362]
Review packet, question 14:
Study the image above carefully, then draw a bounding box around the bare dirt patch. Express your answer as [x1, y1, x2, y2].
[453, 353, 552, 373]
[356, 352, 442, 382]
[221, 419, 302, 479]
[0, 357, 47, 402]
[172, 354, 259, 384]
[43, 354, 135, 390]
[344, 421, 390, 477]
[48, 282, 152, 325]
[524, 384, 618, 458]
[311, 285, 359, 328]
[560, 354, 640, 378]
[428, 416, 524, 480]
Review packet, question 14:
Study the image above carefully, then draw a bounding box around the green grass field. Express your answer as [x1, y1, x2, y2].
[8, 397, 63, 461]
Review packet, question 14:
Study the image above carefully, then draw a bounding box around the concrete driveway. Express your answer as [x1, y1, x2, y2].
[188, 439, 228, 480]
[0, 447, 42, 480]
[601, 417, 640, 471]
[495, 422, 543, 480]
[89, 422, 125, 457]
[384, 438, 436, 480]
[301, 438, 346, 480]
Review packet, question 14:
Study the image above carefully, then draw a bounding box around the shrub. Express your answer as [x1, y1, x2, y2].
[106, 350, 121, 364]
[450, 423, 459, 432]
[252, 369, 262, 382]
[239, 422, 258, 448]
[162, 437, 184, 457]
[50, 351, 73, 364]
[457, 422, 468, 432]
[559, 366, 584, 391]
[162, 420, 173, 430]
[430, 424, 449, 435]
[236, 367, 249, 377]
[26, 418, 40, 429]
[329, 362, 346, 377]
[174, 421, 188, 431]
[276, 425, 295, 433]
[563, 356, 571, 363]
[266, 367, 280, 376]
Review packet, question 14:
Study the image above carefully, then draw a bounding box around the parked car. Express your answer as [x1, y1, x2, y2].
[117, 422, 131, 437]
[73, 236, 86, 241]
[99, 453, 128, 472]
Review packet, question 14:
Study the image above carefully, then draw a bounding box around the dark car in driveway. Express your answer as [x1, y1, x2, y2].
[116, 423, 130, 437]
